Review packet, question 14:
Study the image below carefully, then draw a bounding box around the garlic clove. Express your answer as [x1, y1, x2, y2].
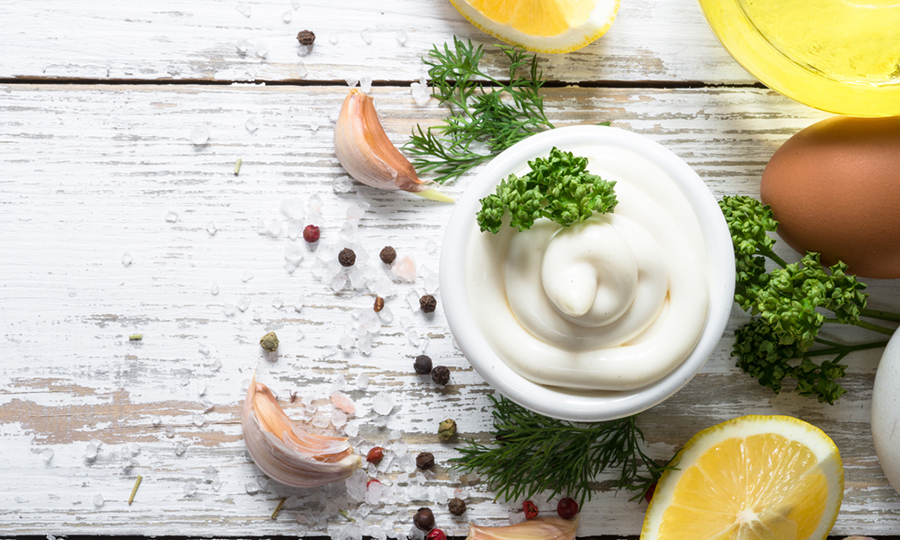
[334, 88, 452, 201]
[466, 516, 579, 540]
[242, 374, 361, 487]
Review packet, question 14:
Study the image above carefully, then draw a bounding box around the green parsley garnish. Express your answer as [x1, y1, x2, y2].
[450, 395, 670, 508]
[721, 195, 900, 403]
[403, 37, 554, 185]
[476, 147, 617, 234]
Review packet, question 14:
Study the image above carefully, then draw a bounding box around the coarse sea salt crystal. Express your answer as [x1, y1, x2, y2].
[291, 0, 301, 8]
[237, 295, 251, 312]
[165, 424, 175, 437]
[241, 270, 254, 282]
[183, 482, 198, 497]
[151, 415, 162, 426]
[236, 38, 250, 54]
[281, 197, 305, 221]
[174, 442, 187, 456]
[235, 2, 251, 16]
[245, 117, 259, 133]
[121, 252, 133, 267]
[93, 493, 104, 508]
[346, 77, 359, 88]
[206, 221, 217, 236]
[204, 465, 218, 483]
[331, 391, 356, 415]
[310, 118, 321, 132]
[165, 210, 180, 223]
[344, 422, 359, 437]
[255, 41, 269, 58]
[360, 28, 373, 44]
[358, 334, 373, 355]
[346, 203, 367, 221]
[356, 372, 369, 389]
[129, 443, 141, 456]
[333, 176, 353, 194]
[265, 218, 282, 238]
[272, 297, 283, 309]
[378, 305, 394, 324]
[360, 75, 373, 94]
[331, 409, 348, 428]
[395, 30, 407, 46]
[405, 291, 419, 310]
[391, 256, 417, 282]
[329, 33, 339, 44]
[192, 414, 205, 427]
[210, 282, 220, 296]
[41, 448, 54, 464]
[245, 480, 261, 494]
[282, 10, 292, 22]
[190, 126, 210, 146]
[372, 392, 395, 416]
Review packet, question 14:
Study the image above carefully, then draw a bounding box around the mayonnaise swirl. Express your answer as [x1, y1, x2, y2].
[466, 147, 710, 390]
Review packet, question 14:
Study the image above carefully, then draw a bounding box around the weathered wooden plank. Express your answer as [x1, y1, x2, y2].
[1, 84, 898, 537]
[0, 0, 754, 84]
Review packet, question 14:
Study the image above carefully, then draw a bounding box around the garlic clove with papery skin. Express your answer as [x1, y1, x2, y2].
[466, 516, 578, 540]
[334, 88, 453, 202]
[241, 373, 361, 488]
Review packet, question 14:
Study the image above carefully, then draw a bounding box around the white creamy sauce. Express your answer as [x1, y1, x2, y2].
[466, 146, 710, 390]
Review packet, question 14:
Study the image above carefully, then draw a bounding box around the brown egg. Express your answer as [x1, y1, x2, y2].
[760, 116, 900, 278]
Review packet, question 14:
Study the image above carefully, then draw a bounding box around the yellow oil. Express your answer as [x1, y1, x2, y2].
[735, 0, 900, 86]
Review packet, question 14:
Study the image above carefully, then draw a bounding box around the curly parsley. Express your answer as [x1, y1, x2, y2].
[477, 147, 617, 234]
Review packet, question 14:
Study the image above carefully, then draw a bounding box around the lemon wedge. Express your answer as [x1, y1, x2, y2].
[641, 415, 843, 540]
[448, 0, 619, 53]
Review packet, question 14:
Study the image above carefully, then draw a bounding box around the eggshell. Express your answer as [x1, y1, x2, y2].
[760, 116, 900, 278]
[872, 327, 900, 496]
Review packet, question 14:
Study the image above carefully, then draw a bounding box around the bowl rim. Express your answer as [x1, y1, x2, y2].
[439, 125, 735, 422]
[696, 0, 900, 117]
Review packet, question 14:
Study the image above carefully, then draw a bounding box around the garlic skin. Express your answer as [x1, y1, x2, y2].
[242, 374, 361, 488]
[334, 88, 453, 202]
[466, 516, 579, 540]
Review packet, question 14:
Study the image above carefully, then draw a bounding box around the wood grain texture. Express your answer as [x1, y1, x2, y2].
[0, 0, 754, 84]
[2, 83, 900, 537]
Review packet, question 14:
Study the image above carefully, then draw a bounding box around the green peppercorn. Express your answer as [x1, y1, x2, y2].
[438, 418, 457, 440]
[260, 331, 279, 352]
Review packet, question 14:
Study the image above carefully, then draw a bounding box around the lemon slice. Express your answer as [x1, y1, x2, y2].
[642, 415, 844, 540]
[448, 0, 619, 53]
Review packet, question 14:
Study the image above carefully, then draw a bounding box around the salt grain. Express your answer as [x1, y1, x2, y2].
[175, 442, 187, 456]
[338, 331, 355, 350]
[210, 282, 220, 296]
[310, 118, 321, 131]
[183, 482, 198, 497]
[358, 334, 373, 355]
[405, 291, 420, 310]
[331, 391, 356, 414]
[345, 77, 359, 88]
[241, 270, 254, 282]
[360, 75, 373, 94]
[291, 0, 301, 8]
[378, 305, 394, 324]
[190, 126, 210, 146]
[93, 493, 104, 508]
[282, 10, 292, 22]
[299, 61, 309, 78]
[391, 256, 417, 282]
[204, 465, 218, 483]
[395, 30, 407, 46]
[235, 3, 251, 16]
[245, 480, 261, 495]
[360, 28, 373, 44]
[297, 44, 310, 57]
[333, 176, 353, 194]
[129, 443, 141, 456]
[236, 38, 250, 54]
[410, 82, 431, 107]
[355, 372, 369, 390]
[265, 218, 282, 238]
[346, 203, 367, 221]
[151, 415, 162, 426]
[237, 295, 251, 312]
[41, 448, 54, 464]
[245, 117, 259, 133]
[331, 409, 348, 428]
[165, 424, 175, 437]
[372, 392, 395, 416]
[165, 210, 180, 223]
[281, 197, 305, 221]
[192, 414, 205, 427]
[272, 297, 284, 309]
[255, 41, 269, 58]
[344, 422, 359, 437]
[331, 374, 348, 393]
[329, 33, 339, 44]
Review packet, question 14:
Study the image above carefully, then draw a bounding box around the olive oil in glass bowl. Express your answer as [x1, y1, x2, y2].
[698, 0, 900, 116]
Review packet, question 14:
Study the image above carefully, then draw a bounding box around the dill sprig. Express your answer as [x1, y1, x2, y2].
[450, 395, 671, 507]
[403, 37, 554, 184]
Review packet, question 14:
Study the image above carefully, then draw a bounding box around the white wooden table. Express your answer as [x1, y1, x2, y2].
[2, 1, 899, 538]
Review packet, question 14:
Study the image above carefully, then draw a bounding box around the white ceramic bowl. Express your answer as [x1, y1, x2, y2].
[439, 126, 735, 422]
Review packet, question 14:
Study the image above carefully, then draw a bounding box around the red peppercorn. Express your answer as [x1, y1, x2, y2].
[522, 500, 538, 520]
[367, 478, 381, 488]
[302, 224, 320, 243]
[644, 482, 657, 504]
[366, 446, 384, 465]
[557, 498, 578, 519]
[426, 528, 446, 540]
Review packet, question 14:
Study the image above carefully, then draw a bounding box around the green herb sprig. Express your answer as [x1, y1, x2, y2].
[476, 147, 617, 233]
[403, 37, 554, 184]
[450, 395, 670, 508]
[721, 195, 900, 403]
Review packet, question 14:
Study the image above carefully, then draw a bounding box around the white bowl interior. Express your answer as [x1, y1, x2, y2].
[439, 126, 735, 422]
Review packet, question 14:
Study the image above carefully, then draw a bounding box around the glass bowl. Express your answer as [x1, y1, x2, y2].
[698, 0, 900, 116]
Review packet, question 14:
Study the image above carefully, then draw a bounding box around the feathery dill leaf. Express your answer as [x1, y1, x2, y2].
[450, 395, 670, 507]
[403, 37, 554, 184]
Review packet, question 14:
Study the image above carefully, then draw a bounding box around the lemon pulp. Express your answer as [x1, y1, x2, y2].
[466, 0, 596, 37]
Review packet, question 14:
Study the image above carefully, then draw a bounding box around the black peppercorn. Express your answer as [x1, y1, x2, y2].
[419, 294, 437, 313]
[413, 507, 435, 531]
[416, 451, 434, 470]
[374, 296, 385, 312]
[448, 498, 466, 516]
[431, 365, 450, 386]
[380, 246, 397, 265]
[338, 248, 356, 267]
[414, 355, 433, 375]
[296, 30, 316, 46]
